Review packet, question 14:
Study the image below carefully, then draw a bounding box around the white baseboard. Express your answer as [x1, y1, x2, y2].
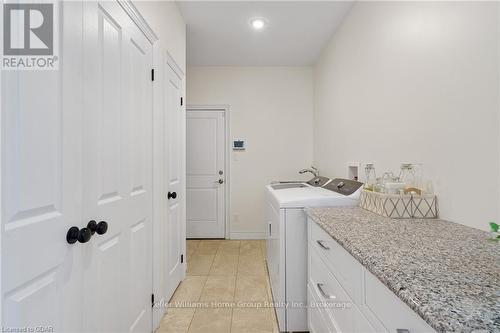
[230, 232, 267, 240]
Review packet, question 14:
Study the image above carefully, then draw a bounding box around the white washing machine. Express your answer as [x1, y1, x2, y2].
[265, 178, 363, 332]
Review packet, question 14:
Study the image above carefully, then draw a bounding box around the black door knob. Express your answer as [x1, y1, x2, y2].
[87, 220, 97, 235]
[67, 226, 92, 244]
[167, 191, 177, 200]
[78, 228, 92, 243]
[87, 220, 108, 235]
[66, 227, 80, 244]
[96, 221, 108, 235]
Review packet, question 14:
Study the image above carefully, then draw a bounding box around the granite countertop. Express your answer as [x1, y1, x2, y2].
[305, 206, 500, 333]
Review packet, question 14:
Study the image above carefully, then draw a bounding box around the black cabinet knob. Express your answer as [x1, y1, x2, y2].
[96, 221, 108, 235]
[167, 191, 177, 200]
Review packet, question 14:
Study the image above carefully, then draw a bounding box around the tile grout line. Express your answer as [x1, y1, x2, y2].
[187, 272, 209, 333]
[186, 241, 218, 333]
[262, 240, 277, 333]
[229, 250, 239, 333]
[261, 243, 274, 333]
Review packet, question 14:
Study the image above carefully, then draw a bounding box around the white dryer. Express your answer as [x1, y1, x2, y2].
[265, 178, 363, 332]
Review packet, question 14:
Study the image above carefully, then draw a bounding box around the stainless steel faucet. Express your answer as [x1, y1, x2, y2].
[299, 166, 319, 178]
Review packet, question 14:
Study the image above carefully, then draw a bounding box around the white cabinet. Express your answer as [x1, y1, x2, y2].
[307, 284, 336, 333]
[363, 272, 436, 333]
[310, 220, 364, 304]
[308, 246, 374, 332]
[308, 218, 436, 333]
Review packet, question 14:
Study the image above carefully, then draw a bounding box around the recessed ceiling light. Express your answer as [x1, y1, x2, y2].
[250, 18, 267, 31]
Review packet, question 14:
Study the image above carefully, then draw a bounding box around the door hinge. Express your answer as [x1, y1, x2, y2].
[151, 293, 155, 307]
[181, 254, 184, 263]
[180, 97, 183, 106]
[151, 69, 155, 81]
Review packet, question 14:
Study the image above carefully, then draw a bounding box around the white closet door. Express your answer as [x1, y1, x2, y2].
[82, 2, 153, 332]
[1, 2, 83, 331]
[163, 60, 184, 300]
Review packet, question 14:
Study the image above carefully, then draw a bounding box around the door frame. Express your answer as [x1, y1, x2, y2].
[186, 105, 231, 239]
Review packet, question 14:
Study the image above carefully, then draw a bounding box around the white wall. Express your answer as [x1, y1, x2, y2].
[314, 1, 499, 230]
[134, 0, 186, 72]
[187, 67, 314, 238]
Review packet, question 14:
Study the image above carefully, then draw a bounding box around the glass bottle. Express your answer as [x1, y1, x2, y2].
[400, 163, 416, 193]
[364, 164, 376, 191]
[412, 163, 424, 192]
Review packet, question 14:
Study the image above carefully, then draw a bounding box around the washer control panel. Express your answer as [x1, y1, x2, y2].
[306, 176, 331, 187]
[323, 178, 363, 196]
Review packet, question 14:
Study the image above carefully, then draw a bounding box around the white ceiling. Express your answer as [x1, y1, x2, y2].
[177, 1, 354, 66]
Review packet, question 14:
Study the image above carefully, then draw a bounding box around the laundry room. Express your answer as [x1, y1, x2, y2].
[1, 1, 498, 333]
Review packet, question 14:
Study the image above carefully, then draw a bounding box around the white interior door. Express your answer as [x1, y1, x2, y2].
[1, 2, 84, 331]
[186, 110, 226, 239]
[164, 60, 185, 300]
[82, 2, 153, 332]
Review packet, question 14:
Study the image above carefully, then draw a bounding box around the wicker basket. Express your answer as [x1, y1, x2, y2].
[360, 190, 438, 219]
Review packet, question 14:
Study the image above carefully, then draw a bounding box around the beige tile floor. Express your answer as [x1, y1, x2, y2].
[157, 240, 280, 333]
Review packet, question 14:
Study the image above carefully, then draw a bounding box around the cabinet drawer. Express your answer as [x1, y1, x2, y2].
[308, 284, 336, 333]
[364, 272, 435, 333]
[310, 221, 363, 302]
[309, 245, 374, 333]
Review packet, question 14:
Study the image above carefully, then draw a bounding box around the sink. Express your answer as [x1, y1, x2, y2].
[270, 183, 308, 190]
